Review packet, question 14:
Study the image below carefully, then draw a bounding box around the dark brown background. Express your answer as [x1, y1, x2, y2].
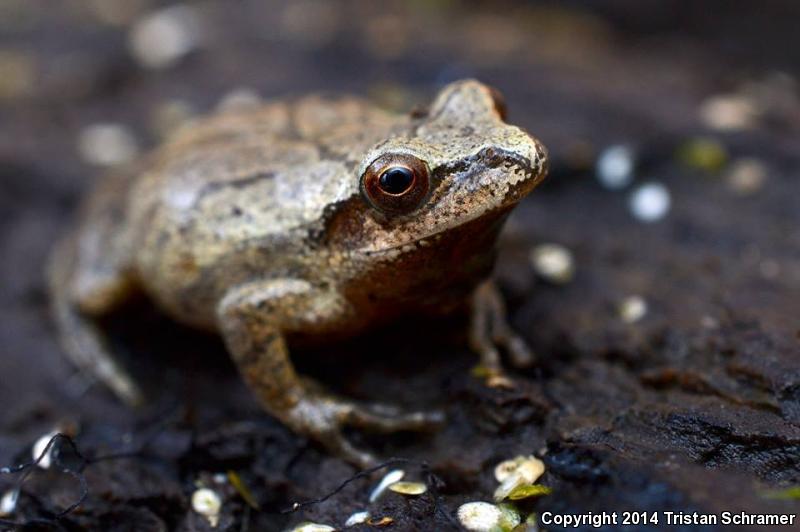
[0, 1, 798, 530]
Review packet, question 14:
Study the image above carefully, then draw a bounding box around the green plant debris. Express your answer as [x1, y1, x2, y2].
[227, 470, 260, 509]
[507, 484, 552, 501]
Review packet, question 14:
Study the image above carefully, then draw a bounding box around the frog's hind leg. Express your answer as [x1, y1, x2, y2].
[48, 235, 143, 405]
[47, 174, 144, 405]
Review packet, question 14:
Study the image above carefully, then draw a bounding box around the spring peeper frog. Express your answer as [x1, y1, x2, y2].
[49, 80, 548, 466]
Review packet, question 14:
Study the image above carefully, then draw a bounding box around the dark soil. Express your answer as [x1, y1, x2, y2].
[1, 1, 798, 531]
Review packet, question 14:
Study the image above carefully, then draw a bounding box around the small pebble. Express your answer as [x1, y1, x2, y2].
[369, 469, 404, 502]
[618, 295, 648, 323]
[699, 94, 759, 131]
[0, 489, 18, 516]
[387, 481, 427, 496]
[78, 123, 139, 166]
[457, 502, 520, 532]
[629, 182, 671, 222]
[726, 158, 767, 196]
[129, 4, 204, 69]
[290, 523, 336, 532]
[596, 144, 634, 189]
[31, 431, 58, 469]
[344, 511, 369, 527]
[529, 244, 575, 284]
[191, 488, 221, 527]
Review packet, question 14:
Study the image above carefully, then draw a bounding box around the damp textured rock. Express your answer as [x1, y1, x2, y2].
[1, 2, 799, 531]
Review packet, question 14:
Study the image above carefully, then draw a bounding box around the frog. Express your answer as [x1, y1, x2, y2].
[48, 79, 548, 466]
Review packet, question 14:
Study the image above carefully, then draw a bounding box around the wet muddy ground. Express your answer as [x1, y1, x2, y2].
[0, 1, 798, 530]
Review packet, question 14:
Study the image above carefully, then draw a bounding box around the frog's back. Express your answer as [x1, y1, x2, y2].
[128, 96, 404, 326]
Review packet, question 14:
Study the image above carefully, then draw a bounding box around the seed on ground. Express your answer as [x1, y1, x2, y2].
[596, 144, 635, 189]
[369, 469, 404, 502]
[191, 488, 221, 527]
[388, 481, 427, 495]
[78, 123, 139, 166]
[629, 182, 671, 222]
[529, 243, 575, 284]
[618, 295, 648, 323]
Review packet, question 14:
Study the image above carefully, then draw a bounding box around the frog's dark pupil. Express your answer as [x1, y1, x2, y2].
[378, 167, 414, 194]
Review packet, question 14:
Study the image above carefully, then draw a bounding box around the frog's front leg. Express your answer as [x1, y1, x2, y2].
[469, 279, 534, 385]
[217, 279, 442, 467]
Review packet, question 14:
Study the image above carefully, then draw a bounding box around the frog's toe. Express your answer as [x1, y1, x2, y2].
[344, 403, 445, 433]
[321, 428, 378, 469]
[494, 330, 535, 368]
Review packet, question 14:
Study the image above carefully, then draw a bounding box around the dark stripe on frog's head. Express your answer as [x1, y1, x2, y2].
[191, 172, 275, 207]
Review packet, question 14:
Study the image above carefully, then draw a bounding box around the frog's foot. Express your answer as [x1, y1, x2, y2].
[469, 280, 535, 387]
[287, 393, 444, 468]
[219, 279, 444, 468]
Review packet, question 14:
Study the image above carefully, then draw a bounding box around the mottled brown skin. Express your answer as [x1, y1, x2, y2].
[48, 80, 548, 466]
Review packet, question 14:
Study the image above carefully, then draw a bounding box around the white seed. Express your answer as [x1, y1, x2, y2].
[493, 455, 545, 483]
[369, 469, 404, 502]
[290, 523, 336, 532]
[529, 244, 575, 284]
[458, 502, 502, 531]
[699, 94, 759, 131]
[596, 144, 634, 189]
[493, 472, 523, 501]
[387, 481, 427, 496]
[618, 295, 648, 324]
[129, 4, 204, 69]
[726, 158, 767, 195]
[493, 455, 546, 502]
[0, 489, 18, 516]
[457, 502, 520, 531]
[77, 123, 139, 166]
[344, 511, 370, 527]
[217, 87, 262, 112]
[191, 488, 221, 527]
[32, 431, 58, 469]
[629, 182, 671, 222]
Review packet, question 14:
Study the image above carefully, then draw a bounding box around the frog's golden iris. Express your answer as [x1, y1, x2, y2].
[361, 152, 430, 215]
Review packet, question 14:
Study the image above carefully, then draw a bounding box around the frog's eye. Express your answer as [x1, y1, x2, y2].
[361, 153, 430, 215]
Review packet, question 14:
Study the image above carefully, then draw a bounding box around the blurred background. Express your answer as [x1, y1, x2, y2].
[1, 1, 799, 530]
